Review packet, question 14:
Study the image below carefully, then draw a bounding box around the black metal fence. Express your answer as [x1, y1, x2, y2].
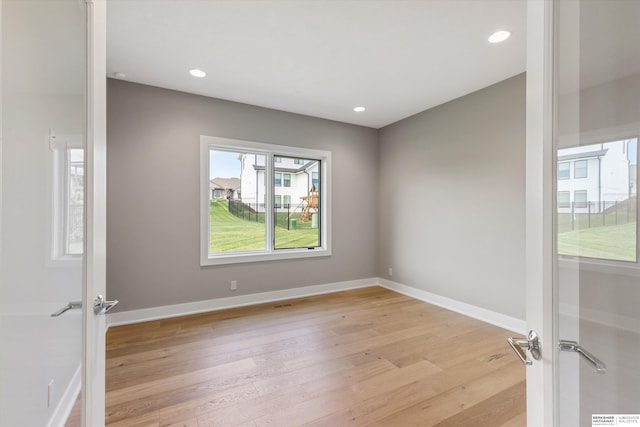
[228, 200, 317, 230]
[557, 198, 637, 233]
[228, 200, 265, 224]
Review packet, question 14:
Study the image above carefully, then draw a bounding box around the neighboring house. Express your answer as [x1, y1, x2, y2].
[557, 139, 633, 213]
[210, 177, 241, 200]
[239, 155, 319, 210]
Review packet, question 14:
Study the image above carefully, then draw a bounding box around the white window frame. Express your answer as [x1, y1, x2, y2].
[47, 134, 84, 265]
[557, 127, 639, 272]
[200, 135, 332, 266]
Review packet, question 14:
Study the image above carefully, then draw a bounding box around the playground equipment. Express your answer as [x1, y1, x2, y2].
[300, 190, 319, 222]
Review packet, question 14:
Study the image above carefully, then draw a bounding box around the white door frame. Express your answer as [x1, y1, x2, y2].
[525, 0, 557, 425]
[82, 0, 107, 426]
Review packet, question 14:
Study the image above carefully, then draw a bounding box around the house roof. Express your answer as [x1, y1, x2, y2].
[558, 149, 608, 162]
[210, 177, 240, 190]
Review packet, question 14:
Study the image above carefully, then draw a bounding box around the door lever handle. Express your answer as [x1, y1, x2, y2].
[51, 301, 82, 317]
[507, 330, 541, 365]
[559, 340, 606, 373]
[93, 295, 119, 315]
[51, 296, 119, 317]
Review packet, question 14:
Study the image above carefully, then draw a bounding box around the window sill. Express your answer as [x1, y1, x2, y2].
[558, 256, 640, 278]
[47, 255, 82, 268]
[201, 247, 331, 267]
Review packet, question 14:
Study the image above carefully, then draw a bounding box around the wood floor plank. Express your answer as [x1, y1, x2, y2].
[433, 381, 526, 426]
[105, 287, 526, 426]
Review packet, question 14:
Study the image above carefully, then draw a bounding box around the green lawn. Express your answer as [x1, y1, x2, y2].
[210, 200, 319, 253]
[557, 222, 636, 261]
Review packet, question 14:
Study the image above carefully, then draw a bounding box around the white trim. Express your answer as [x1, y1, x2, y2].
[83, 1, 107, 426]
[47, 364, 81, 427]
[526, 0, 556, 425]
[200, 136, 332, 266]
[108, 277, 527, 335]
[107, 278, 376, 327]
[46, 133, 84, 267]
[377, 278, 526, 335]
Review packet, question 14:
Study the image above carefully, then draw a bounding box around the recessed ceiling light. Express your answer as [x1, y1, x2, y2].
[189, 68, 207, 78]
[488, 30, 511, 43]
[353, 106, 366, 112]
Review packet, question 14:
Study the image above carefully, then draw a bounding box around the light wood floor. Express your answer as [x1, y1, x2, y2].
[105, 287, 526, 426]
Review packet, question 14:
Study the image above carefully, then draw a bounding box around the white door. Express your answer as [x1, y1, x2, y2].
[0, 1, 107, 426]
[525, 0, 640, 425]
[83, 1, 108, 426]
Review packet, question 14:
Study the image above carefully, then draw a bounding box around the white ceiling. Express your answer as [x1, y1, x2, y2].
[107, 0, 527, 129]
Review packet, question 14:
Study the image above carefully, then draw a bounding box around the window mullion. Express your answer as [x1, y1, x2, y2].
[265, 153, 274, 252]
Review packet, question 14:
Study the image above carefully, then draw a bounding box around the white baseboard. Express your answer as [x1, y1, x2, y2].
[107, 276, 526, 335]
[377, 278, 527, 335]
[107, 278, 377, 327]
[47, 364, 81, 427]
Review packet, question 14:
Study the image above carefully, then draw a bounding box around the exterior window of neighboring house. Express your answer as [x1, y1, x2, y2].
[558, 162, 570, 179]
[574, 160, 588, 178]
[573, 190, 588, 208]
[201, 135, 331, 266]
[557, 136, 638, 263]
[558, 191, 570, 209]
[213, 190, 222, 198]
[50, 137, 84, 262]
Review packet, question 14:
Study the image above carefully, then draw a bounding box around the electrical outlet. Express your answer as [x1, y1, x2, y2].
[388, 267, 393, 276]
[48, 380, 54, 408]
[230, 280, 237, 291]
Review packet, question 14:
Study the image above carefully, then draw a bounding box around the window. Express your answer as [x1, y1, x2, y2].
[213, 190, 222, 198]
[273, 156, 320, 250]
[574, 160, 588, 178]
[574, 190, 588, 208]
[558, 162, 570, 179]
[50, 135, 84, 262]
[558, 191, 570, 208]
[294, 159, 304, 165]
[201, 136, 331, 265]
[557, 138, 637, 262]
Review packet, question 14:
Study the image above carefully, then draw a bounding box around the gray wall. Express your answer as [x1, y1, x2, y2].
[107, 79, 379, 312]
[377, 74, 526, 320]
